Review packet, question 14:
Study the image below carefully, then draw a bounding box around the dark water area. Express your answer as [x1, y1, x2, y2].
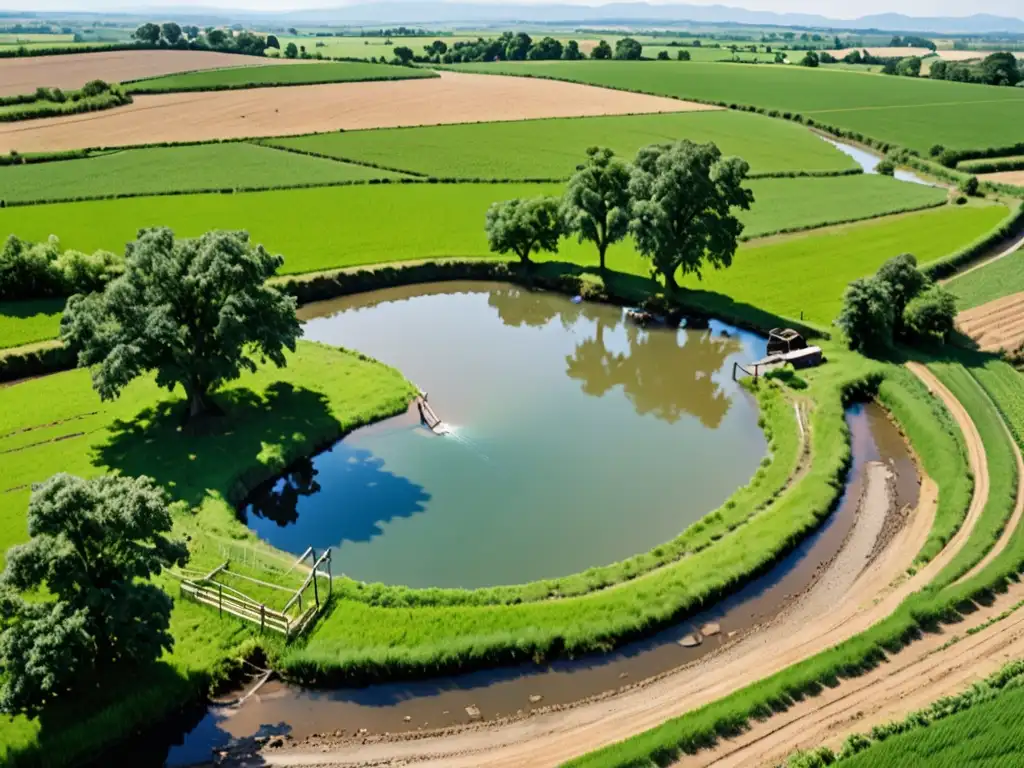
[156, 402, 918, 767]
[239, 283, 768, 589]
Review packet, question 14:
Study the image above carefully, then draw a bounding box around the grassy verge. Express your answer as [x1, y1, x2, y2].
[124, 61, 436, 93]
[563, 353, 1024, 768]
[947, 251, 1024, 310]
[0, 341, 417, 766]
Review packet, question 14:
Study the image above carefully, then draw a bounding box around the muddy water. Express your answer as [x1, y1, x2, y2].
[160, 402, 918, 767]
[240, 282, 767, 589]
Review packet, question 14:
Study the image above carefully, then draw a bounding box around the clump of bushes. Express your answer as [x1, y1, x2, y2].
[836, 253, 957, 353]
[0, 235, 121, 300]
[0, 79, 130, 123]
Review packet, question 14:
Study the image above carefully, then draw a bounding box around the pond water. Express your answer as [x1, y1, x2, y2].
[819, 135, 936, 186]
[151, 401, 918, 768]
[238, 282, 768, 589]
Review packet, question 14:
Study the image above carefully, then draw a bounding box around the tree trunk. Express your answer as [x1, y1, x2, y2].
[598, 242, 607, 272]
[185, 378, 221, 422]
[662, 267, 679, 293]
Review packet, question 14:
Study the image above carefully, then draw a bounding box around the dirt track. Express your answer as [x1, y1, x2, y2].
[0, 71, 716, 153]
[0, 49, 289, 96]
[957, 291, 1024, 353]
[247, 361, 1017, 768]
[980, 169, 1024, 187]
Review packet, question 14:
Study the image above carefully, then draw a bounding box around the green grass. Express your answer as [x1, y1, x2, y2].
[840, 665, 1024, 766]
[125, 61, 436, 92]
[264, 110, 858, 178]
[449, 60, 1024, 153]
[0, 341, 416, 765]
[0, 299, 64, 349]
[947, 251, 1024, 310]
[0, 175, 956, 303]
[0, 142, 407, 205]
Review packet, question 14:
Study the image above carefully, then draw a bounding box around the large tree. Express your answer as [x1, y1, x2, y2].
[981, 51, 1021, 86]
[591, 40, 612, 59]
[0, 474, 187, 717]
[133, 22, 160, 44]
[905, 285, 957, 341]
[61, 228, 300, 420]
[561, 147, 631, 271]
[527, 36, 563, 60]
[161, 22, 182, 45]
[614, 37, 643, 60]
[485, 197, 563, 265]
[628, 140, 753, 291]
[836, 277, 893, 354]
[875, 252, 927, 337]
[505, 32, 533, 61]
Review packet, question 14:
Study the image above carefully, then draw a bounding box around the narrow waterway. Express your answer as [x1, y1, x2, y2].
[155, 401, 918, 767]
[819, 135, 936, 186]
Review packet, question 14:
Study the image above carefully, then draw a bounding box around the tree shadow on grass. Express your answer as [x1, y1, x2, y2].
[94, 382, 343, 508]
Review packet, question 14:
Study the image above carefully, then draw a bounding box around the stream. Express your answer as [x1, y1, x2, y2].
[819, 135, 936, 186]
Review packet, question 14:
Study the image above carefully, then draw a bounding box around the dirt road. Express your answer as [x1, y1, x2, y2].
[0, 71, 716, 153]
[250, 362, 1010, 768]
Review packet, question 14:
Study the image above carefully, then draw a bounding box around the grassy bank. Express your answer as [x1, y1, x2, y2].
[0, 341, 417, 765]
[564, 354, 1024, 768]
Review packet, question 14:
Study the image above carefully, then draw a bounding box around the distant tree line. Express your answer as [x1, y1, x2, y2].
[418, 32, 643, 64]
[132, 22, 268, 56]
[930, 52, 1022, 87]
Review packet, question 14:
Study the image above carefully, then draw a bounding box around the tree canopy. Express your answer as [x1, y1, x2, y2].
[875, 253, 927, 336]
[485, 197, 563, 265]
[60, 228, 300, 420]
[284, 41, 298, 58]
[561, 147, 632, 271]
[528, 36, 563, 60]
[628, 140, 753, 291]
[133, 23, 160, 44]
[591, 40, 613, 59]
[614, 37, 643, 60]
[836, 277, 894, 354]
[0, 474, 186, 717]
[905, 285, 957, 341]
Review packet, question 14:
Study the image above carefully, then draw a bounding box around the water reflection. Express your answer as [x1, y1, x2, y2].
[239, 445, 431, 552]
[567, 320, 740, 429]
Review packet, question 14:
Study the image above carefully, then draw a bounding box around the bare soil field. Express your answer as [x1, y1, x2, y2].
[0, 71, 716, 153]
[980, 169, 1024, 186]
[822, 46, 933, 59]
[0, 50, 293, 97]
[935, 49, 1024, 61]
[957, 291, 1024, 352]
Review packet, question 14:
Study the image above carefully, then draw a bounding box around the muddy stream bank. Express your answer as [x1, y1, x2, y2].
[148, 401, 917, 767]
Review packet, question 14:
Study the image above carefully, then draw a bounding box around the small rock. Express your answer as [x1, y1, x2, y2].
[268, 736, 285, 749]
[334, 730, 343, 737]
[529, 694, 543, 704]
[358, 728, 368, 735]
[701, 622, 721, 637]
[679, 633, 703, 648]
[442, 710, 450, 715]
[619, 672, 629, 679]
[465, 705, 482, 720]
[404, 715, 412, 722]
[728, 630, 738, 638]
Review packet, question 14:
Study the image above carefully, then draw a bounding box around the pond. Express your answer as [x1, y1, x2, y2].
[238, 282, 768, 589]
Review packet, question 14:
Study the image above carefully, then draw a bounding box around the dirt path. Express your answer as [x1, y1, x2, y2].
[0, 71, 716, 154]
[254, 430, 944, 767]
[942, 229, 1024, 285]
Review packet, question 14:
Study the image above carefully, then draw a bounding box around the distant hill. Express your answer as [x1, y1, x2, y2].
[270, 4, 1024, 34]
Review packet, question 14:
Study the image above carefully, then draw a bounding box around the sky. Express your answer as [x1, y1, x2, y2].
[4, 0, 1023, 18]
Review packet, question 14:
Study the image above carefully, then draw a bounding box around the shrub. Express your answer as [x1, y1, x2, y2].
[0, 235, 120, 300]
[657, 50, 669, 60]
[905, 285, 957, 341]
[875, 158, 895, 176]
[836, 277, 893, 354]
[960, 175, 980, 196]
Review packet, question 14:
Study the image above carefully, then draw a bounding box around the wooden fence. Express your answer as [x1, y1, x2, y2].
[176, 549, 332, 638]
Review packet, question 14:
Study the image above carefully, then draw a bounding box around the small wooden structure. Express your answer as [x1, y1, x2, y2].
[767, 328, 808, 356]
[176, 548, 332, 638]
[416, 394, 451, 435]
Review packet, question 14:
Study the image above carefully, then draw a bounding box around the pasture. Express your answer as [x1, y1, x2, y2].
[948, 252, 1024, 310]
[0, 49, 287, 96]
[265, 109, 857, 178]
[0, 142, 407, 205]
[0, 72, 709, 153]
[451, 60, 1024, 153]
[125, 61, 436, 92]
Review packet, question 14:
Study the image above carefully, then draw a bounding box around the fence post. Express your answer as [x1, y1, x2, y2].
[260, 604, 265, 634]
[312, 564, 320, 610]
[327, 551, 333, 598]
[219, 584, 223, 617]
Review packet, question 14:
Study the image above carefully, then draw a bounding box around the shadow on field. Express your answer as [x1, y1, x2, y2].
[95, 382, 341, 508]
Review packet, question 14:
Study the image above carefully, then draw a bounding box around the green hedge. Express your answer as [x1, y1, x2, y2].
[958, 156, 1024, 174]
[0, 342, 73, 383]
[921, 201, 1024, 280]
[0, 87, 130, 123]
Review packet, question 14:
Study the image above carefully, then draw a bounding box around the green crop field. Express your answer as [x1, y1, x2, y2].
[0, 299, 63, 349]
[0, 180, 973, 350]
[0, 175, 945, 277]
[450, 60, 1024, 153]
[265, 110, 857, 178]
[842, 681, 1024, 768]
[125, 61, 436, 92]
[947, 252, 1024, 309]
[0, 143, 407, 205]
